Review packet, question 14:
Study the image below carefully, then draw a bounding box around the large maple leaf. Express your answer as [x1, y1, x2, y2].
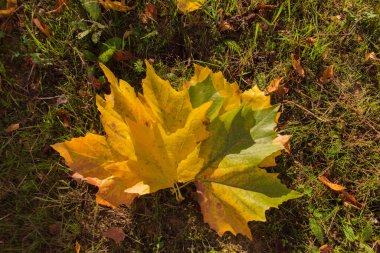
[52, 61, 211, 207]
[52, 62, 300, 239]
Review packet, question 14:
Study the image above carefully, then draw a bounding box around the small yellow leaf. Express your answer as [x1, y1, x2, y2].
[0, 0, 17, 16]
[99, 0, 134, 12]
[176, 0, 205, 13]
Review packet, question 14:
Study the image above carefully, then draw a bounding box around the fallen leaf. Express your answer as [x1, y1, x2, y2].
[32, 18, 50, 37]
[98, 0, 134, 12]
[341, 191, 363, 208]
[52, 61, 300, 240]
[300, 37, 317, 45]
[319, 244, 334, 253]
[273, 134, 292, 153]
[89, 76, 102, 90]
[112, 50, 135, 62]
[75, 241, 80, 253]
[220, 20, 234, 32]
[291, 53, 305, 77]
[57, 109, 71, 128]
[47, 0, 68, 13]
[265, 78, 288, 95]
[365, 52, 378, 62]
[176, 0, 205, 13]
[0, 0, 17, 16]
[318, 176, 346, 192]
[141, 3, 157, 23]
[319, 65, 334, 85]
[6, 123, 20, 133]
[103, 227, 126, 244]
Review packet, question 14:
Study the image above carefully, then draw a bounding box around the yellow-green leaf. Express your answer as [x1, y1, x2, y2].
[176, 0, 205, 13]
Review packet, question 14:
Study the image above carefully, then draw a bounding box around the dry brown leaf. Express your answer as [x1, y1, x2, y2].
[141, 3, 157, 23]
[265, 78, 288, 95]
[273, 134, 292, 153]
[365, 52, 378, 62]
[6, 123, 20, 133]
[341, 191, 363, 208]
[291, 53, 305, 77]
[220, 20, 234, 32]
[300, 37, 317, 45]
[32, 18, 50, 37]
[75, 241, 80, 253]
[103, 227, 126, 244]
[57, 109, 71, 128]
[319, 244, 334, 253]
[89, 76, 102, 90]
[319, 65, 334, 85]
[318, 176, 346, 192]
[112, 50, 135, 62]
[47, 0, 68, 13]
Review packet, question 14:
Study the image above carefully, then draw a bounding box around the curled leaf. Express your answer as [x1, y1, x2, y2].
[6, 123, 20, 133]
[291, 53, 305, 77]
[32, 18, 50, 37]
[318, 176, 345, 192]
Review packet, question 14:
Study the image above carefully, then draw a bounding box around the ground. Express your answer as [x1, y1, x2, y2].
[0, 0, 379, 252]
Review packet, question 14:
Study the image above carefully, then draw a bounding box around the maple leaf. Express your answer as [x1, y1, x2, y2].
[52, 61, 211, 207]
[176, 0, 205, 13]
[52, 61, 300, 239]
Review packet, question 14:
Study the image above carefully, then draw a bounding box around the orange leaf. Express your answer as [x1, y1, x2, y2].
[265, 77, 289, 95]
[48, 0, 69, 13]
[291, 53, 305, 77]
[75, 241, 80, 253]
[32, 18, 50, 37]
[318, 176, 345, 192]
[103, 227, 126, 244]
[341, 191, 363, 208]
[6, 123, 20, 133]
[319, 244, 334, 253]
[0, 0, 17, 15]
[319, 65, 334, 85]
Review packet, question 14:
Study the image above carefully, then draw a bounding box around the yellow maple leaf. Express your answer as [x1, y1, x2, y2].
[52, 61, 211, 207]
[176, 0, 205, 13]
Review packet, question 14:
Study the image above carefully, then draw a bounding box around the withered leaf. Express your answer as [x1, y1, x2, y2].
[6, 123, 20, 133]
[319, 65, 334, 85]
[33, 18, 50, 37]
[103, 227, 126, 244]
[318, 176, 345, 192]
[291, 53, 305, 77]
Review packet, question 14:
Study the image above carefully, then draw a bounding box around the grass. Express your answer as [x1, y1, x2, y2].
[0, 0, 379, 252]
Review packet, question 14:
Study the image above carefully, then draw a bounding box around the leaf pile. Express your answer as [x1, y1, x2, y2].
[52, 62, 301, 239]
